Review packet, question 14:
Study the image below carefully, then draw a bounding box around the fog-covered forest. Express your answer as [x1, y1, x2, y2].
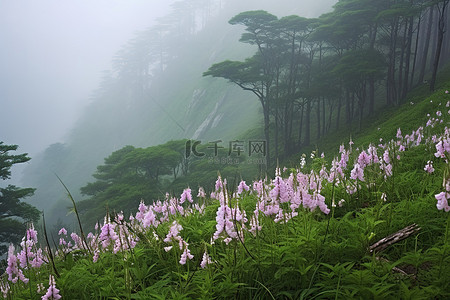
[1, 0, 450, 298]
[17, 0, 338, 229]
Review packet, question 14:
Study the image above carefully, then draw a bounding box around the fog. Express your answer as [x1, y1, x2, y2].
[0, 0, 175, 159]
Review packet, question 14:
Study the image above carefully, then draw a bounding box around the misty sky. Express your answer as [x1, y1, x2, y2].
[0, 0, 175, 158]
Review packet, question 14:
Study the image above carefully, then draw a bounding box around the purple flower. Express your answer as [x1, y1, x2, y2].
[164, 221, 183, 243]
[142, 208, 158, 228]
[200, 251, 212, 269]
[435, 140, 446, 158]
[215, 176, 223, 191]
[350, 163, 365, 181]
[237, 180, 250, 195]
[41, 275, 61, 300]
[0, 281, 10, 298]
[179, 242, 194, 265]
[99, 222, 118, 249]
[358, 151, 370, 168]
[424, 161, 434, 173]
[180, 188, 193, 204]
[435, 192, 450, 212]
[383, 149, 390, 164]
[197, 187, 206, 198]
[6, 245, 28, 284]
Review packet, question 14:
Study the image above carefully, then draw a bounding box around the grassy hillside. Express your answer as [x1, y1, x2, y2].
[2, 67, 449, 299]
[285, 65, 450, 167]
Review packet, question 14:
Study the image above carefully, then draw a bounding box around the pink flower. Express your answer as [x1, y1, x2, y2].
[435, 192, 450, 212]
[179, 242, 194, 265]
[357, 151, 370, 168]
[99, 222, 118, 249]
[57, 228, 67, 236]
[383, 150, 390, 164]
[6, 245, 28, 284]
[197, 187, 206, 198]
[350, 163, 365, 181]
[424, 161, 434, 173]
[249, 215, 262, 235]
[42, 275, 61, 300]
[386, 163, 393, 177]
[200, 251, 212, 269]
[180, 188, 193, 204]
[436, 111, 442, 117]
[1, 281, 10, 298]
[93, 249, 100, 263]
[142, 208, 158, 228]
[396, 128, 402, 139]
[435, 140, 446, 158]
[237, 180, 250, 195]
[215, 176, 223, 191]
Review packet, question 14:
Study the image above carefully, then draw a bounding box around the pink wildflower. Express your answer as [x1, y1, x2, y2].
[42, 275, 61, 300]
[424, 161, 434, 173]
[350, 163, 365, 181]
[358, 151, 370, 168]
[99, 222, 118, 249]
[179, 242, 194, 265]
[6, 245, 28, 284]
[200, 251, 212, 269]
[93, 249, 100, 263]
[197, 187, 206, 198]
[435, 192, 450, 212]
[58, 228, 67, 236]
[383, 149, 390, 164]
[237, 180, 250, 195]
[164, 221, 183, 243]
[180, 188, 193, 204]
[396, 128, 402, 139]
[1, 281, 10, 299]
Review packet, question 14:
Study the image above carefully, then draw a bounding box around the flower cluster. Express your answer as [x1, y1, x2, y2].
[41, 275, 61, 300]
[1, 89, 449, 298]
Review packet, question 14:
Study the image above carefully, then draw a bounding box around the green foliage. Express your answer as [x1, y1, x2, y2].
[0, 142, 40, 256]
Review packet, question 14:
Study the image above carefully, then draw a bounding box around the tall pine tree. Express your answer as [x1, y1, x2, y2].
[0, 142, 40, 256]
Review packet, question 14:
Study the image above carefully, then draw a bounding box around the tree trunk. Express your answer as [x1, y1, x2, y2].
[336, 96, 342, 130]
[397, 19, 408, 102]
[430, 1, 449, 91]
[402, 15, 414, 99]
[368, 75, 375, 115]
[418, 7, 434, 84]
[298, 103, 304, 147]
[316, 98, 321, 139]
[387, 18, 399, 105]
[264, 106, 271, 169]
[410, 14, 421, 88]
[322, 96, 326, 136]
[304, 99, 311, 146]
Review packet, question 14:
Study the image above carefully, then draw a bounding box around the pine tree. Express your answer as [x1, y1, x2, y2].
[0, 142, 40, 256]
